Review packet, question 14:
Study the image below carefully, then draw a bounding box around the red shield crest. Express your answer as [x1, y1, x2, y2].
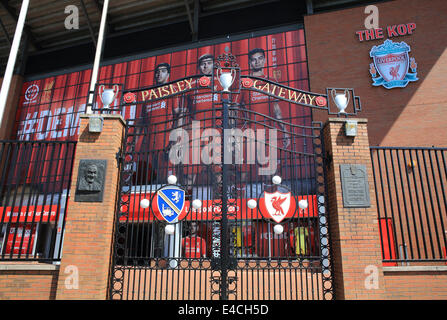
[259, 191, 295, 223]
[373, 52, 409, 83]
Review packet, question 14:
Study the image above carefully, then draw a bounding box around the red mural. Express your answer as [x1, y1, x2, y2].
[15, 29, 309, 144]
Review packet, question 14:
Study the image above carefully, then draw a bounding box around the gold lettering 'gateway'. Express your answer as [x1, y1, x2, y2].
[140, 78, 194, 102]
[252, 79, 318, 106]
[137, 77, 321, 106]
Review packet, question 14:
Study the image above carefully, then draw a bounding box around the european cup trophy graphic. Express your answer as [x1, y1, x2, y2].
[99, 84, 119, 112]
[217, 67, 236, 92]
[331, 89, 350, 114]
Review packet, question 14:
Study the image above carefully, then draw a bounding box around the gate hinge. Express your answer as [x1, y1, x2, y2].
[324, 151, 333, 166]
[116, 148, 124, 166]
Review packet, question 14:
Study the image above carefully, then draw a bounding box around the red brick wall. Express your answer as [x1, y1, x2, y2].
[0, 266, 58, 300]
[306, 1, 447, 299]
[323, 118, 386, 299]
[55, 115, 124, 300]
[384, 271, 447, 299]
[305, 0, 447, 147]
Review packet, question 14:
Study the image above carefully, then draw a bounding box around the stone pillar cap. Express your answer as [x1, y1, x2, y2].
[326, 117, 368, 123]
[80, 113, 125, 126]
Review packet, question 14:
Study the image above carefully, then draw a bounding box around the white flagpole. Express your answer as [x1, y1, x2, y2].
[0, 0, 30, 129]
[86, 0, 110, 114]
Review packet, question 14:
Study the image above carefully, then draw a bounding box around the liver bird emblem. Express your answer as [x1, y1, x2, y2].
[270, 196, 287, 216]
[262, 191, 293, 223]
[389, 64, 400, 80]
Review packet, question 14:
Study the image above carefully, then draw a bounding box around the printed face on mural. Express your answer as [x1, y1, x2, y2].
[154, 63, 170, 84]
[248, 49, 266, 74]
[198, 54, 214, 75]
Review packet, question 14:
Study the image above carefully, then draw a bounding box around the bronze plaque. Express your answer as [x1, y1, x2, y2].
[75, 159, 107, 202]
[340, 164, 370, 208]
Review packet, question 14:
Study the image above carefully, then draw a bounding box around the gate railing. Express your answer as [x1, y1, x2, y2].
[0, 141, 76, 262]
[370, 146, 447, 264]
[110, 106, 332, 300]
[109, 50, 340, 300]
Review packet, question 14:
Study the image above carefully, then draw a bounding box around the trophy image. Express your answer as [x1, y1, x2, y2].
[331, 88, 350, 114]
[99, 84, 119, 112]
[217, 67, 236, 92]
[216, 48, 238, 93]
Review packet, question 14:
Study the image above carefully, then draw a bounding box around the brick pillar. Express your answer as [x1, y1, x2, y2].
[56, 115, 124, 300]
[323, 118, 385, 299]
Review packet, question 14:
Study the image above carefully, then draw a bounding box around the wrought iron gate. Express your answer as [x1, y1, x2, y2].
[107, 53, 357, 300]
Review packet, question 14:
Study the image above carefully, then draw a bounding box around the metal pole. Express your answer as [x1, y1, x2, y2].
[80, 0, 97, 48]
[220, 98, 230, 300]
[87, 0, 110, 114]
[0, 0, 29, 129]
[0, 16, 12, 46]
[184, 0, 194, 36]
[193, 0, 199, 41]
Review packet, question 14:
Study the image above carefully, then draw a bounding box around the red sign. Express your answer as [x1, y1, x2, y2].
[4, 223, 36, 255]
[0, 204, 59, 223]
[356, 23, 416, 42]
[120, 193, 317, 222]
[379, 218, 398, 266]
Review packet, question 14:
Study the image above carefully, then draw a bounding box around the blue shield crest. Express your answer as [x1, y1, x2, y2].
[156, 187, 185, 223]
[369, 40, 418, 89]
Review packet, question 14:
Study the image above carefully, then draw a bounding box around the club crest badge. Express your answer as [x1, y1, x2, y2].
[261, 191, 294, 223]
[24, 84, 39, 104]
[369, 39, 418, 89]
[156, 187, 185, 223]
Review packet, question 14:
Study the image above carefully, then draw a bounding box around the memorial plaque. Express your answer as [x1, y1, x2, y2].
[340, 164, 370, 208]
[75, 159, 107, 202]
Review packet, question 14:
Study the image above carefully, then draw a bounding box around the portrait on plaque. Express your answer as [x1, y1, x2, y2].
[340, 164, 371, 208]
[75, 159, 107, 202]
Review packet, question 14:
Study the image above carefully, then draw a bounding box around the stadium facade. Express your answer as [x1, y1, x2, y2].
[0, 0, 446, 300]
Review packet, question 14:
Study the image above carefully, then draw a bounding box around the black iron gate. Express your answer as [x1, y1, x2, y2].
[106, 53, 355, 300]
